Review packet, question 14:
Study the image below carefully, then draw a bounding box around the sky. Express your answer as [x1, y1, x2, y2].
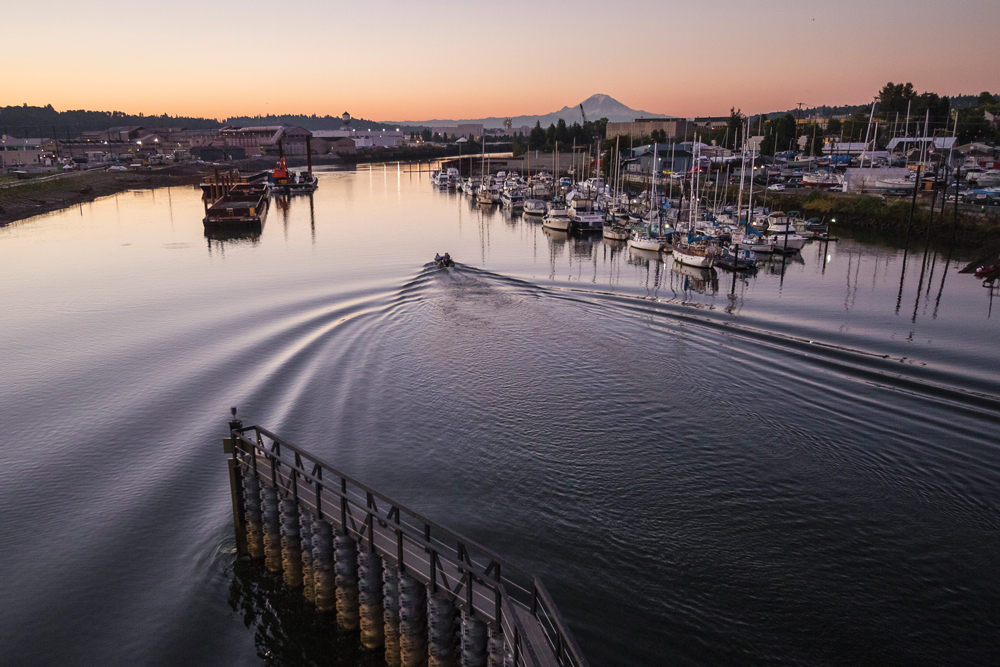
[4, 0, 998, 122]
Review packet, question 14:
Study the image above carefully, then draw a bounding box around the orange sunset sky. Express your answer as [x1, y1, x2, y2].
[5, 0, 997, 121]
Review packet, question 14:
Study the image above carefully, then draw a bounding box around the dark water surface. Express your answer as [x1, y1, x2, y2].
[1, 165, 998, 666]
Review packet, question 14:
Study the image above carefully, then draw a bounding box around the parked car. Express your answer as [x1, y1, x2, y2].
[964, 191, 1000, 206]
[767, 184, 785, 191]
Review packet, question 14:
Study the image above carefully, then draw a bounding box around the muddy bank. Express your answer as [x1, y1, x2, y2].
[0, 164, 206, 227]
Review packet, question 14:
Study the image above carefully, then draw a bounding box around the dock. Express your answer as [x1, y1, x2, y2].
[223, 418, 588, 667]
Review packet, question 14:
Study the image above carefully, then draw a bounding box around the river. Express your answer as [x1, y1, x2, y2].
[1, 163, 997, 667]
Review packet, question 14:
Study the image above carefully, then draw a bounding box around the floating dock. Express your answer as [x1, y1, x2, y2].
[223, 418, 588, 667]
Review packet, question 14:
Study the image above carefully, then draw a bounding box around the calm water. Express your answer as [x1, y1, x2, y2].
[1, 164, 998, 667]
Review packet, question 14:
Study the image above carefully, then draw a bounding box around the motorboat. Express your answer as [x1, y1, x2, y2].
[567, 196, 604, 232]
[970, 170, 1000, 187]
[500, 191, 525, 209]
[434, 253, 455, 268]
[461, 177, 481, 196]
[542, 207, 572, 232]
[802, 171, 843, 189]
[523, 199, 547, 216]
[761, 212, 808, 251]
[476, 184, 501, 205]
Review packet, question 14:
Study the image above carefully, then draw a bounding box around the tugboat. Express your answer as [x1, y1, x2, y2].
[268, 157, 318, 195]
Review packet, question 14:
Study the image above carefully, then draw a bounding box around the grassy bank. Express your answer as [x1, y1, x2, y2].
[768, 190, 1000, 245]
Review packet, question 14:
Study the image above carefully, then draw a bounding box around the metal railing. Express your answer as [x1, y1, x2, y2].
[230, 424, 588, 667]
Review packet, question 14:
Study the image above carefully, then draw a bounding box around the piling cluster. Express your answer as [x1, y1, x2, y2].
[234, 452, 496, 667]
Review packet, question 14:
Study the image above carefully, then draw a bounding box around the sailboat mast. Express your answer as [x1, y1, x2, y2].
[736, 120, 747, 228]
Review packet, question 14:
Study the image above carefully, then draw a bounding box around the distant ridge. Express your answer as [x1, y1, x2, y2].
[386, 94, 673, 129]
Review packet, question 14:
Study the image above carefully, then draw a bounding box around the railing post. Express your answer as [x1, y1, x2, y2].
[225, 415, 248, 555]
[340, 478, 348, 532]
[430, 553, 438, 594]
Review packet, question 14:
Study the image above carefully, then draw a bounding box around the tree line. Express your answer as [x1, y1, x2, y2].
[0, 104, 390, 138]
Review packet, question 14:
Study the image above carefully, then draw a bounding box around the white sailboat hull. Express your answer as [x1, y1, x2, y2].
[673, 248, 712, 267]
[628, 237, 663, 251]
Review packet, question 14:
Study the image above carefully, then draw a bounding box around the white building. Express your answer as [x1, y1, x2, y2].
[1, 135, 47, 167]
[312, 129, 405, 148]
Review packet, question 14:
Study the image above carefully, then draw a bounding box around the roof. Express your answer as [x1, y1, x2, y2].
[886, 137, 956, 150]
[225, 126, 284, 132]
[1, 136, 45, 146]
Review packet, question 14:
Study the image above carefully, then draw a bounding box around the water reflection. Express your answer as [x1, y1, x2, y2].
[227, 559, 381, 667]
[671, 262, 719, 296]
[204, 222, 263, 252]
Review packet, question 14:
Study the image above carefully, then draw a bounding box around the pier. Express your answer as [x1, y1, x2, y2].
[224, 415, 588, 667]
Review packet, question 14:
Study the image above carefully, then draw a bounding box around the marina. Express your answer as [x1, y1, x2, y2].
[4, 0, 1000, 658]
[1, 163, 998, 666]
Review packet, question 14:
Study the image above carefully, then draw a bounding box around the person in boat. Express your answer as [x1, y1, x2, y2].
[443, 253, 451, 264]
[434, 253, 443, 264]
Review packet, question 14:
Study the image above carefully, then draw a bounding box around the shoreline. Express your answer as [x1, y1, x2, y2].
[0, 164, 206, 227]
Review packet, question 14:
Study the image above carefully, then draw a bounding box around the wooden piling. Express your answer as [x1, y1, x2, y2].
[335, 532, 360, 630]
[487, 627, 506, 667]
[312, 519, 336, 612]
[260, 485, 282, 572]
[241, 470, 264, 559]
[427, 592, 459, 667]
[358, 551, 385, 649]
[300, 507, 316, 603]
[383, 564, 402, 667]
[399, 574, 428, 667]
[279, 497, 303, 587]
[460, 610, 488, 667]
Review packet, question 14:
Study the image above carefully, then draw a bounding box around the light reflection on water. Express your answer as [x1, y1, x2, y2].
[0, 164, 997, 667]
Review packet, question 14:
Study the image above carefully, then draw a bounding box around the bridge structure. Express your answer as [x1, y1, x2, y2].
[223, 418, 589, 667]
